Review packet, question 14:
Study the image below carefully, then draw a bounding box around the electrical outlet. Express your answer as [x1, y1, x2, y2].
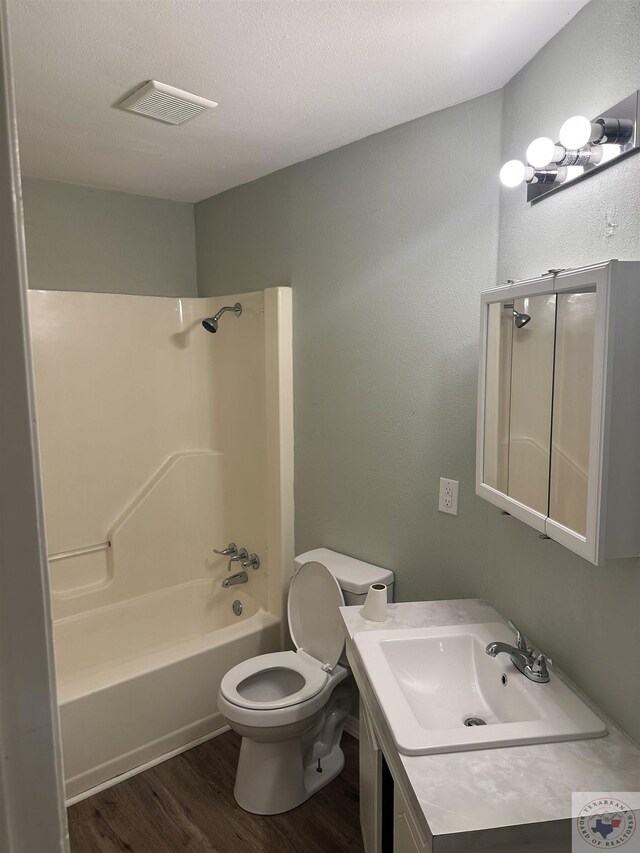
[438, 477, 459, 515]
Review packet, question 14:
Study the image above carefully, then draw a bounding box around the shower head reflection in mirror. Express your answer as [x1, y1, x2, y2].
[504, 303, 532, 328]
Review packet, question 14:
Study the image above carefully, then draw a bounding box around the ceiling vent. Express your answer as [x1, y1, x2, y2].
[118, 80, 218, 126]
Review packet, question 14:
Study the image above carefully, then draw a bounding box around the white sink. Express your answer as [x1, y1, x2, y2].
[354, 622, 607, 755]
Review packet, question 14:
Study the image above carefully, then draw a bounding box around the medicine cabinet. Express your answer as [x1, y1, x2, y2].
[476, 260, 640, 565]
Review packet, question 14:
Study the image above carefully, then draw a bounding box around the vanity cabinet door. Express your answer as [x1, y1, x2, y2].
[394, 785, 431, 853]
[359, 704, 382, 853]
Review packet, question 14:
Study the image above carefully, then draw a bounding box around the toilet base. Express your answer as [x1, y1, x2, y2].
[302, 741, 345, 800]
[233, 738, 345, 815]
[232, 682, 351, 815]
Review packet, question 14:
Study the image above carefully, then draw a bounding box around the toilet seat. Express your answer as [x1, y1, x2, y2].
[220, 561, 346, 713]
[220, 650, 328, 710]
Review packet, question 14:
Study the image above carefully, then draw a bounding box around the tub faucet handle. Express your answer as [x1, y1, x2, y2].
[214, 542, 237, 557]
[228, 548, 248, 571]
[242, 553, 261, 571]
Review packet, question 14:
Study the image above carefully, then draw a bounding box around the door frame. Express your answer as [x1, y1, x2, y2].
[0, 1, 69, 849]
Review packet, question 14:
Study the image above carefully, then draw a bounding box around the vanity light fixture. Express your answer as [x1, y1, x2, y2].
[526, 137, 564, 170]
[499, 160, 532, 188]
[498, 160, 563, 189]
[560, 114, 633, 149]
[499, 90, 639, 202]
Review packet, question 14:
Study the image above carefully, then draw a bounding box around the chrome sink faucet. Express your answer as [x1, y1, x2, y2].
[485, 620, 552, 683]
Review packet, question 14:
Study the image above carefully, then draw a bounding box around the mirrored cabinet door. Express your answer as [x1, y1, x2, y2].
[479, 281, 555, 530]
[507, 294, 556, 515]
[483, 293, 556, 514]
[477, 260, 640, 565]
[482, 301, 512, 495]
[548, 291, 597, 537]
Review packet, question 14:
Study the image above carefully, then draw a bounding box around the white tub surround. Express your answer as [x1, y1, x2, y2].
[29, 287, 294, 799]
[342, 600, 640, 853]
[29, 288, 293, 620]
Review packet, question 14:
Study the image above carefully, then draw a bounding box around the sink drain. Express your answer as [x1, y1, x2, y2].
[463, 716, 486, 727]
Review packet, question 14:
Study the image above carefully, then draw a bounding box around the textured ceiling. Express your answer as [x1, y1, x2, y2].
[9, 0, 589, 202]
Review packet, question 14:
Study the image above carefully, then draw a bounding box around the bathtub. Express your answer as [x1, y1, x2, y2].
[54, 580, 281, 801]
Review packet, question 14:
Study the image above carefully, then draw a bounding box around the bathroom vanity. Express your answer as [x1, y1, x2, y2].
[341, 600, 640, 853]
[476, 260, 640, 564]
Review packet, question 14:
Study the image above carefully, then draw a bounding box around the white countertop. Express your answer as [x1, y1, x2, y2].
[341, 599, 640, 843]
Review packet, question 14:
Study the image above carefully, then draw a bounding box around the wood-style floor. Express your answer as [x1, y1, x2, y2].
[68, 732, 364, 853]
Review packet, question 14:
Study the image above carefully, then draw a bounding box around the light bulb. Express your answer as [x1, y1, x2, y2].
[500, 160, 527, 188]
[563, 165, 584, 181]
[599, 144, 621, 164]
[559, 115, 595, 150]
[526, 137, 564, 169]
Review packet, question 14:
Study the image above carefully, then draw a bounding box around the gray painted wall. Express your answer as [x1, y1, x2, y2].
[196, 92, 503, 614]
[22, 177, 197, 296]
[195, 0, 640, 745]
[493, 0, 640, 744]
[196, 168, 291, 294]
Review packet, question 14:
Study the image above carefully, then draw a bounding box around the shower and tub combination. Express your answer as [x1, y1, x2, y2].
[28, 286, 293, 801]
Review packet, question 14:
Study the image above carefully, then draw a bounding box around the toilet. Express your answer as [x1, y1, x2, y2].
[218, 548, 394, 815]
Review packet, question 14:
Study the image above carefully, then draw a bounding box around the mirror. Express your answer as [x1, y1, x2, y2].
[483, 301, 512, 495]
[549, 291, 597, 536]
[483, 294, 556, 515]
[482, 289, 595, 533]
[508, 294, 556, 514]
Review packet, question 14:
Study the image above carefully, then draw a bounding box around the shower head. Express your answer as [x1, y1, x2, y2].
[513, 309, 531, 329]
[505, 303, 532, 329]
[202, 302, 242, 334]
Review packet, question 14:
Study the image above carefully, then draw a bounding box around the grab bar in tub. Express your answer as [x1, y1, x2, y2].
[48, 540, 111, 562]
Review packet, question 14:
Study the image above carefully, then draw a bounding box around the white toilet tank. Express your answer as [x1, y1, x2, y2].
[294, 548, 394, 606]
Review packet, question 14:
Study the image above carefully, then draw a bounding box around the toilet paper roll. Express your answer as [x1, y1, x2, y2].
[360, 583, 388, 622]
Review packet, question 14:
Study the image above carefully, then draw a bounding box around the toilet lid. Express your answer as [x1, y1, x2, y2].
[288, 561, 345, 669]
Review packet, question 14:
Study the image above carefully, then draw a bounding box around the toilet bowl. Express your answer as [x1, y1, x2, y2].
[218, 550, 394, 815]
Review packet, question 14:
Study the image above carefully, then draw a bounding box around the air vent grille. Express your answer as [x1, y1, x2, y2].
[119, 81, 218, 126]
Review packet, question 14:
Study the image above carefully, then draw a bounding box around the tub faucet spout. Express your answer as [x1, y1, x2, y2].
[222, 570, 248, 588]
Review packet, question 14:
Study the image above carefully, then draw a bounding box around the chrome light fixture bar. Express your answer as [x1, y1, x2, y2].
[499, 91, 639, 204]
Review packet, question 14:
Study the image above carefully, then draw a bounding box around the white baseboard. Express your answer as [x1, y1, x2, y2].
[344, 713, 360, 740]
[65, 724, 230, 807]
[68, 711, 360, 808]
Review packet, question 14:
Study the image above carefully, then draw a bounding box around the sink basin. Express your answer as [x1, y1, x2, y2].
[354, 622, 607, 755]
